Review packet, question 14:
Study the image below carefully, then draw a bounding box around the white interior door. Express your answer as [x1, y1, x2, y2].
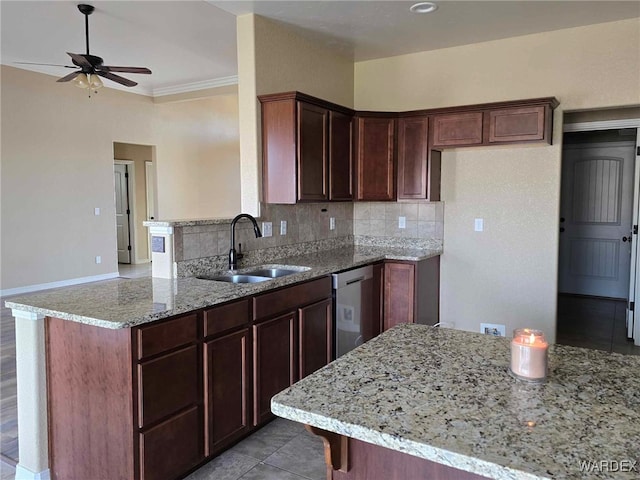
[630, 132, 640, 344]
[114, 164, 132, 264]
[559, 142, 636, 298]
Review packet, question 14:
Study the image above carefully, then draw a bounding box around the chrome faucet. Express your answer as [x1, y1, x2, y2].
[229, 214, 262, 270]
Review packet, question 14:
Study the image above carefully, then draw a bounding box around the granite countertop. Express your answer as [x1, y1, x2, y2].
[5, 245, 440, 329]
[271, 324, 640, 480]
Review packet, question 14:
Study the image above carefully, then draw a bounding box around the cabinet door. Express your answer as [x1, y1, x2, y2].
[384, 262, 416, 331]
[355, 117, 395, 201]
[298, 101, 328, 201]
[329, 111, 354, 201]
[253, 312, 296, 426]
[204, 329, 250, 455]
[397, 116, 429, 200]
[488, 106, 547, 144]
[432, 112, 483, 148]
[298, 298, 332, 379]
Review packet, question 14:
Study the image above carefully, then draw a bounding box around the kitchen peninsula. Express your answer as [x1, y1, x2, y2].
[6, 244, 440, 480]
[271, 324, 640, 480]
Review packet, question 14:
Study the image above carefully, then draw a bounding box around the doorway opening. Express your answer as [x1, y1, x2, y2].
[113, 142, 157, 276]
[557, 126, 640, 354]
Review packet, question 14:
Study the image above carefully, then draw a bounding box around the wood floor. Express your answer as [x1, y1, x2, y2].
[0, 299, 17, 466]
[556, 294, 640, 355]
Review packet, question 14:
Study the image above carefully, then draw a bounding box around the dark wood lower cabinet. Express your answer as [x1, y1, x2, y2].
[384, 262, 416, 331]
[383, 258, 440, 331]
[253, 312, 296, 426]
[298, 298, 332, 379]
[139, 406, 203, 480]
[320, 434, 489, 480]
[204, 328, 250, 455]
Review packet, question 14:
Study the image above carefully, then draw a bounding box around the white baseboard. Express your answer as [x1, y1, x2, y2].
[15, 464, 50, 480]
[1, 272, 120, 297]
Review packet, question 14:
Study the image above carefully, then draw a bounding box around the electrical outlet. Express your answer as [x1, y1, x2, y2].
[262, 222, 273, 237]
[329, 217, 336, 230]
[280, 220, 287, 236]
[474, 218, 484, 232]
[398, 216, 406, 229]
[480, 323, 505, 336]
[94, 207, 100, 216]
[95, 255, 102, 264]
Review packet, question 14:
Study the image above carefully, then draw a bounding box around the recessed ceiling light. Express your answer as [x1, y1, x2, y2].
[410, 2, 438, 14]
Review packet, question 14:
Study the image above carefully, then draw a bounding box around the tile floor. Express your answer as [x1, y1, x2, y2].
[556, 294, 640, 355]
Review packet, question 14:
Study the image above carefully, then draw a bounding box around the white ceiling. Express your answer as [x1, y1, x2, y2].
[2, 1, 639, 98]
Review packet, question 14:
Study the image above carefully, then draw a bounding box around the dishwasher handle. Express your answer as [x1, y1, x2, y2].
[332, 265, 374, 289]
[346, 276, 365, 285]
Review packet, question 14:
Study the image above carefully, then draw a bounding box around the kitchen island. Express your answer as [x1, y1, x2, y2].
[6, 244, 440, 480]
[271, 324, 640, 480]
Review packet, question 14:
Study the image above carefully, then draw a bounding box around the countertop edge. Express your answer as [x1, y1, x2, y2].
[6, 247, 442, 329]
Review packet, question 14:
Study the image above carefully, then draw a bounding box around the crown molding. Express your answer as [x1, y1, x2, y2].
[153, 75, 238, 97]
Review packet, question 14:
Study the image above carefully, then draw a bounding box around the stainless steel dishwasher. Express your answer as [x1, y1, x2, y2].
[332, 265, 374, 358]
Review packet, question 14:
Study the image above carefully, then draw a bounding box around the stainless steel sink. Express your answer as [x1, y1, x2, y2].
[197, 274, 271, 284]
[197, 265, 310, 284]
[242, 268, 300, 278]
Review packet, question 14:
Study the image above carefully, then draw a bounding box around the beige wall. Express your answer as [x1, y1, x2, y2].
[236, 14, 354, 215]
[354, 18, 640, 341]
[154, 95, 241, 220]
[113, 143, 152, 262]
[1, 66, 241, 291]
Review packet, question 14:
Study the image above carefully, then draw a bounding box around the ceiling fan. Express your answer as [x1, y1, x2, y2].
[16, 4, 151, 89]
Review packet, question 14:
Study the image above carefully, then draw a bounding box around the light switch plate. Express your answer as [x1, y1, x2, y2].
[280, 220, 287, 236]
[95, 255, 102, 264]
[94, 207, 100, 216]
[329, 217, 336, 230]
[262, 222, 273, 237]
[399, 216, 406, 229]
[474, 218, 484, 232]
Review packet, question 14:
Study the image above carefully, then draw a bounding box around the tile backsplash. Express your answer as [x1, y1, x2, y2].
[173, 201, 444, 275]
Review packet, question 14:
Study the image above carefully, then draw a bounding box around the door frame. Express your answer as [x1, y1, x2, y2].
[114, 160, 136, 264]
[563, 118, 640, 345]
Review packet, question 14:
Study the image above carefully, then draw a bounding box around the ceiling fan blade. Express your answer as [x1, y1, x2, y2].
[67, 52, 92, 68]
[99, 66, 151, 74]
[96, 71, 137, 87]
[15, 62, 76, 69]
[56, 71, 82, 83]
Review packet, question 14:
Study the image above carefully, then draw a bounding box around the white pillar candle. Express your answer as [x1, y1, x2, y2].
[510, 328, 548, 381]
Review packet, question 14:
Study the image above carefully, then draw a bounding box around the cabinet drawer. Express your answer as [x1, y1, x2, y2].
[432, 112, 483, 147]
[138, 345, 199, 427]
[137, 313, 198, 360]
[203, 299, 250, 338]
[253, 276, 331, 320]
[139, 406, 203, 480]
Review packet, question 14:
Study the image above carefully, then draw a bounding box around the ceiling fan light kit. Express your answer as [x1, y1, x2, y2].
[17, 3, 151, 97]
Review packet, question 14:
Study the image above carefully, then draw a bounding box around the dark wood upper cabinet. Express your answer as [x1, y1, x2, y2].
[329, 110, 354, 201]
[397, 116, 429, 200]
[432, 112, 483, 148]
[259, 92, 354, 204]
[355, 116, 396, 201]
[487, 105, 550, 144]
[298, 101, 329, 201]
